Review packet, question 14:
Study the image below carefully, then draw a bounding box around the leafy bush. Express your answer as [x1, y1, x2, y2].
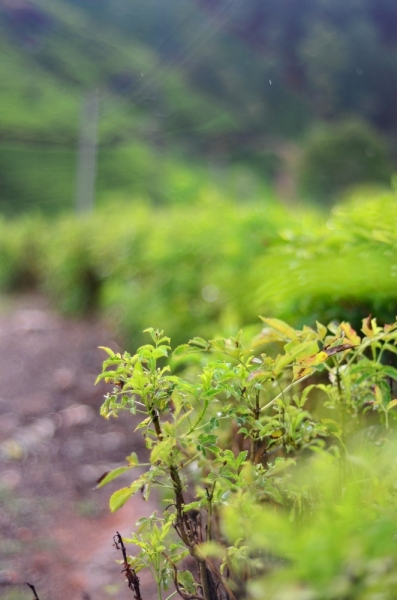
[96, 315, 397, 600]
[29, 198, 309, 346]
[0, 214, 47, 291]
[2, 190, 397, 347]
[298, 120, 393, 202]
[253, 190, 397, 330]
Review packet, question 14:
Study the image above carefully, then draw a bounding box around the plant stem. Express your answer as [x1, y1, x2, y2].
[250, 390, 260, 463]
[198, 561, 212, 600]
[156, 578, 163, 600]
[152, 408, 163, 440]
[260, 372, 313, 414]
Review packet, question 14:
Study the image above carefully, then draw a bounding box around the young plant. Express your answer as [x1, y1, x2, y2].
[97, 316, 397, 600]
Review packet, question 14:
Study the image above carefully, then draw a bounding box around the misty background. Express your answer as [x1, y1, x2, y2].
[1, 0, 397, 214]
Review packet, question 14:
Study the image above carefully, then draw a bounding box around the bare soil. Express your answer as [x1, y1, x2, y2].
[0, 295, 158, 600]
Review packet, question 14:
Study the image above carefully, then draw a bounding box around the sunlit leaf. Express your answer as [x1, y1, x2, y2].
[109, 487, 135, 512]
[362, 315, 374, 338]
[177, 570, 196, 594]
[150, 437, 176, 464]
[95, 466, 132, 489]
[260, 317, 297, 340]
[316, 321, 328, 340]
[340, 322, 361, 346]
[98, 346, 116, 357]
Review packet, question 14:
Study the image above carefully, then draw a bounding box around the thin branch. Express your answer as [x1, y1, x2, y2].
[26, 583, 41, 600]
[260, 372, 313, 414]
[113, 532, 143, 600]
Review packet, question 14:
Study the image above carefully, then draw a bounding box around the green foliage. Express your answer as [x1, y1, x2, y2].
[0, 0, 238, 215]
[225, 446, 397, 600]
[4, 190, 397, 348]
[252, 190, 397, 330]
[0, 144, 77, 214]
[4, 0, 397, 214]
[0, 214, 46, 291]
[97, 316, 397, 599]
[298, 120, 393, 202]
[0, 197, 300, 345]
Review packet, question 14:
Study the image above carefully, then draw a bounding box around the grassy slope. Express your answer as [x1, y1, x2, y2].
[0, 0, 238, 213]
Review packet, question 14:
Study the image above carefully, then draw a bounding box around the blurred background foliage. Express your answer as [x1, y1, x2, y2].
[2, 0, 397, 212]
[2, 191, 397, 348]
[224, 442, 397, 600]
[1, 0, 397, 342]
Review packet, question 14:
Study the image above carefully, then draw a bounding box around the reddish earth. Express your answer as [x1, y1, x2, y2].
[0, 295, 158, 600]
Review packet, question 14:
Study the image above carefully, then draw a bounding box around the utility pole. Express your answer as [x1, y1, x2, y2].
[75, 88, 99, 214]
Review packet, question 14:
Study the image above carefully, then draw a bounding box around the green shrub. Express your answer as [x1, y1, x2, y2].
[96, 315, 397, 600]
[38, 198, 305, 346]
[298, 120, 393, 202]
[253, 190, 397, 331]
[0, 214, 46, 291]
[3, 189, 397, 348]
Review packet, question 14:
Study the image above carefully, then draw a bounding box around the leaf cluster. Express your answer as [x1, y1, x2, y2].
[97, 315, 397, 599]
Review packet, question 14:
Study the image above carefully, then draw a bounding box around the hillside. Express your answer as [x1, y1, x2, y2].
[0, 0, 240, 213]
[2, 0, 397, 213]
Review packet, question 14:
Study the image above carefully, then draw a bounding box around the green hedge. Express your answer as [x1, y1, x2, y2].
[252, 190, 397, 328]
[1, 189, 397, 345]
[0, 197, 303, 345]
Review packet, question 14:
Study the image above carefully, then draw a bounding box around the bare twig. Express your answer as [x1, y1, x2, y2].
[113, 532, 143, 600]
[26, 583, 41, 600]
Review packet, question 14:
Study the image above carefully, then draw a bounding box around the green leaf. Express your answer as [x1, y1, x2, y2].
[98, 346, 116, 357]
[260, 317, 297, 340]
[150, 437, 176, 464]
[321, 418, 342, 440]
[189, 337, 210, 349]
[135, 417, 151, 431]
[95, 370, 119, 385]
[96, 466, 132, 489]
[316, 321, 327, 340]
[177, 571, 196, 594]
[297, 384, 317, 407]
[387, 399, 397, 411]
[275, 341, 322, 376]
[109, 487, 135, 512]
[172, 390, 183, 418]
[381, 366, 397, 381]
[126, 452, 139, 466]
[153, 346, 169, 359]
[173, 344, 203, 358]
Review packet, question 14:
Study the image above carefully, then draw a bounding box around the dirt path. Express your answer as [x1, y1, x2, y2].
[0, 295, 158, 600]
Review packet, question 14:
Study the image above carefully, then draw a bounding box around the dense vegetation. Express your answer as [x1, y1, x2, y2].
[1, 189, 397, 348]
[96, 314, 397, 599]
[1, 0, 397, 213]
[3, 2, 397, 598]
